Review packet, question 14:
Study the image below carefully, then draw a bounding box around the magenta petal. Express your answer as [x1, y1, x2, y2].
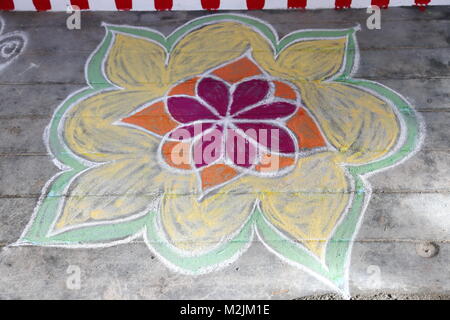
[235, 122, 296, 154]
[229, 79, 269, 115]
[168, 96, 220, 123]
[234, 102, 297, 120]
[197, 77, 230, 116]
[192, 126, 224, 168]
[225, 129, 257, 168]
[169, 122, 214, 140]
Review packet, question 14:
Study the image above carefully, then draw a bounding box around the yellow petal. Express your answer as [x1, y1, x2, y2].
[168, 22, 347, 85]
[105, 33, 168, 90]
[55, 157, 162, 230]
[168, 22, 274, 83]
[257, 152, 350, 259]
[159, 174, 255, 254]
[270, 38, 347, 81]
[64, 90, 161, 162]
[297, 82, 400, 164]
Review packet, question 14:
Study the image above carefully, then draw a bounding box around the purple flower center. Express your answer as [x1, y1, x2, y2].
[167, 77, 298, 169]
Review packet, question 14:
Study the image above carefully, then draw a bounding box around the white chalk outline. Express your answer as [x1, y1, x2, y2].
[0, 16, 27, 72]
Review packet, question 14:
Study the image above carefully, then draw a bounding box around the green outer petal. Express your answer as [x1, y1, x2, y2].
[86, 31, 114, 89]
[255, 210, 329, 277]
[19, 170, 147, 245]
[145, 211, 255, 274]
[18, 15, 420, 293]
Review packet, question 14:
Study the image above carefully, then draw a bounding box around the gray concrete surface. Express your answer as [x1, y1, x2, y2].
[0, 7, 449, 299]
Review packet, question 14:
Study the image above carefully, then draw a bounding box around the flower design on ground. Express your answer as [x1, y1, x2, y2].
[18, 15, 421, 296]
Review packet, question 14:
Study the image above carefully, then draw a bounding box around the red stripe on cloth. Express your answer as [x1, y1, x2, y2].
[33, 0, 51, 11]
[335, 0, 352, 9]
[414, 0, 431, 11]
[201, 0, 220, 10]
[0, 0, 15, 10]
[70, 0, 90, 10]
[371, 0, 389, 8]
[288, 0, 307, 9]
[246, 0, 265, 10]
[155, 0, 173, 10]
[115, 0, 132, 10]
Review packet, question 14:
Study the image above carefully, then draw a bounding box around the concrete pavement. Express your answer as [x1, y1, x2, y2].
[0, 7, 449, 299]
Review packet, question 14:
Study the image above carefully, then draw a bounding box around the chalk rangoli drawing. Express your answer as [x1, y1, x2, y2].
[0, 17, 26, 72]
[16, 14, 422, 296]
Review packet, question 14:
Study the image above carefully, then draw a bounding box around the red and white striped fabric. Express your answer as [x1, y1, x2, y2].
[0, 0, 448, 11]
